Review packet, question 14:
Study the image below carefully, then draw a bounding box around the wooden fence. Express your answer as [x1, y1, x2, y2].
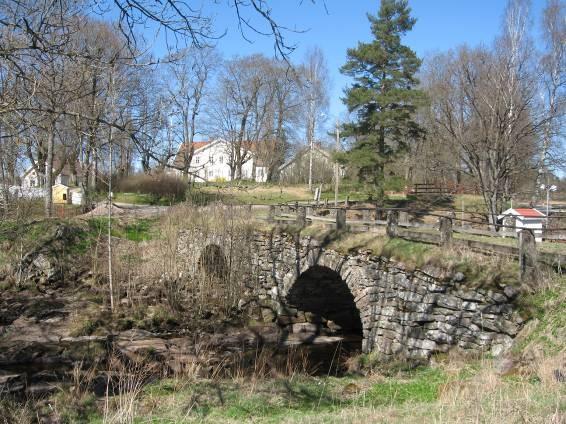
[252, 202, 565, 284]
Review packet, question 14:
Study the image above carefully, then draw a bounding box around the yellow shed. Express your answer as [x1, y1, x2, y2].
[52, 183, 71, 204]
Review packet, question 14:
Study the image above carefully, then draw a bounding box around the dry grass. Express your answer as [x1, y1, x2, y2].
[86, 203, 258, 325]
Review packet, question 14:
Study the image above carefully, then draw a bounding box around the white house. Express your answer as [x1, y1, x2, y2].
[22, 159, 84, 188]
[169, 138, 267, 183]
[497, 208, 546, 243]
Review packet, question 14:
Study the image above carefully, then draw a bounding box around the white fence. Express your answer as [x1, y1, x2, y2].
[1, 186, 44, 199]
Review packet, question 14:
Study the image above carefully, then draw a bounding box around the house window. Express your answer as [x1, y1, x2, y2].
[195, 157, 200, 164]
[209, 155, 214, 165]
[219, 156, 223, 164]
[62, 194, 67, 201]
[208, 170, 214, 178]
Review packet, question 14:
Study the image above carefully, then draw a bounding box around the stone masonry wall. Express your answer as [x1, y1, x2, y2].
[178, 228, 525, 360]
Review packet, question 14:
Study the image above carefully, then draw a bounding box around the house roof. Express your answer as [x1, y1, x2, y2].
[500, 208, 546, 218]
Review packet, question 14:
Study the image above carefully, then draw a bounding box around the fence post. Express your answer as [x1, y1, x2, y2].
[362, 209, 370, 222]
[336, 208, 347, 230]
[503, 216, 516, 238]
[375, 206, 381, 221]
[519, 229, 539, 284]
[296, 206, 306, 227]
[439, 213, 454, 247]
[345, 195, 350, 208]
[386, 210, 398, 238]
[399, 210, 409, 225]
[267, 205, 275, 223]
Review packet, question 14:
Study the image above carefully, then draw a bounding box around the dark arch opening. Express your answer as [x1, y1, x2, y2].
[286, 266, 363, 343]
[197, 244, 228, 280]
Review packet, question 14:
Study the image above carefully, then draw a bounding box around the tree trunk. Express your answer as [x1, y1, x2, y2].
[44, 121, 55, 217]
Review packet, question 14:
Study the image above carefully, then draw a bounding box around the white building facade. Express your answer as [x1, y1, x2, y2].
[498, 208, 546, 243]
[170, 139, 267, 183]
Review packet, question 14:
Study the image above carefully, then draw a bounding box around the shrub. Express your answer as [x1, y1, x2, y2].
[383, 175, 407, 192]
[117, 173, 186, 204]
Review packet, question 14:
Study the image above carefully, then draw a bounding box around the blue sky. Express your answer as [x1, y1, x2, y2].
[205, 1, 546, 121]
[143, 0, 546, 132]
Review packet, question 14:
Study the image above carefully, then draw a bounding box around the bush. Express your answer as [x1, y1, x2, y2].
[383, 175, 407, 192]
[117, 173, 186, 204]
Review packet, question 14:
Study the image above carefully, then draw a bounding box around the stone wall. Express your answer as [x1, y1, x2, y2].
[178, 228, 525, 360]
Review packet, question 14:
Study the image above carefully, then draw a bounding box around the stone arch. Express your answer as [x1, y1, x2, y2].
[286, 265, 363, 337]
[278, 248, 370, 351]
[177, 229, 230, 276]
[197, 244, 228, 280]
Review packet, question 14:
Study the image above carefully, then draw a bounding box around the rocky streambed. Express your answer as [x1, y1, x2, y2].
[0, 287, 361, 399]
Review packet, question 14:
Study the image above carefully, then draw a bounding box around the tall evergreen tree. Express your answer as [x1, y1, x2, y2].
[340, 0, 425, 194]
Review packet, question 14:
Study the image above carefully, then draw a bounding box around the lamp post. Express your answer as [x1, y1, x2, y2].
[540, 184, 557, 222]
[334, 119, 340, 207]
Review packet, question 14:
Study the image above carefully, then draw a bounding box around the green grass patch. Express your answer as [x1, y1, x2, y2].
[380, 238, 434, 266]
[513, 274, 566, 355]
[113, 192, 172, 206]
[363, 367, 447, 406]
[86, 217, 156, 242]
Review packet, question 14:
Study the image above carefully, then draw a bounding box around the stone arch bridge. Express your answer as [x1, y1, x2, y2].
[177, 228, 523, 359]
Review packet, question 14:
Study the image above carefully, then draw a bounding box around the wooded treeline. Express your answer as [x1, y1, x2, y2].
[0, 0, 328, 215]
[1, 0, 563, 225]
[339, 0, 564, 225]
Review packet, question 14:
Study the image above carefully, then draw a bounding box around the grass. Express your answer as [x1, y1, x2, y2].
[58, 354, 563, 423]
[297, 225, 521, 289]
[113, 192, 173, 206]
[453, 232, 566, 255]
[513, 274, 566, 355]
[86, 217, 156, 242]
[185, 182, 409, 206]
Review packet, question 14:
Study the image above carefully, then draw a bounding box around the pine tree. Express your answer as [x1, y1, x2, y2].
[340, 0, 425, 194]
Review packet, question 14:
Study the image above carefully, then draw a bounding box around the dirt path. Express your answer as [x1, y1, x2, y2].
[80, 201, 169, 218]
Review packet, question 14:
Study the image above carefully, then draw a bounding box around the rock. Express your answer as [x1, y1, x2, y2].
[261, 308, 276, 323]
[435, 295, 462, 310]
[291, 322, 319, 334]
[326, 320, 342, 333]
[304, 312, 324, 324]
[426, 330, 453, 344]
[453, 272, 465, 282]
[490, 335, 513, 357]
[0, 373, 25, 394]
[488, 291, 508, 304]
[503, 285, 519, 300]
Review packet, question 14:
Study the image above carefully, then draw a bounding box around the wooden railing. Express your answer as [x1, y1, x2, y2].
[240, 202, 565, 283]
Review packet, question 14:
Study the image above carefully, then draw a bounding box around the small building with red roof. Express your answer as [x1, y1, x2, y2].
[498, 208, 546, 242]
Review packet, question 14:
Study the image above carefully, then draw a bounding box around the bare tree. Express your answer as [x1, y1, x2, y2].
[212, 54, 270, 179]
[300, 47, 329, 191]
[165, 46, 219, 179]
[532, 0, 566, 201]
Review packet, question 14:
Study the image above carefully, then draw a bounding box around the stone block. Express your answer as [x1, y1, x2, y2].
[435, 295, 462, 310]
[292, 322, 319, 334]
[426, 330, 454, 345]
